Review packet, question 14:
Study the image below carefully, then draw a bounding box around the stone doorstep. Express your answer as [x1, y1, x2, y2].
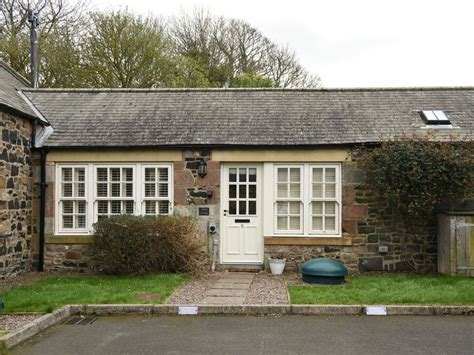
[211, 283, 252, 290]
[206, 289, 248, 297]
[3, 305, 474, 351]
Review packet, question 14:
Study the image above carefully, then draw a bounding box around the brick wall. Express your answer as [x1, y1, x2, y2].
[0, 111, 34, 279]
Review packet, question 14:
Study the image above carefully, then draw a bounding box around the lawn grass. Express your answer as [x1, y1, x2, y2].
[1, 274, 188, 313]
[288, 274, 474, 305]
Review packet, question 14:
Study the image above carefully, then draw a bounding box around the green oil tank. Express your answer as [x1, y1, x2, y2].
[301, 258, 348, 285]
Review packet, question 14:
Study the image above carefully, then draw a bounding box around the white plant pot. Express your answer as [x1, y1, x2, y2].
[269, 258, 286, 275]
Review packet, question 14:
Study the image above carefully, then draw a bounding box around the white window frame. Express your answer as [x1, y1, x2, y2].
[273, 164, 304, 234]
[309, 164, 341, 236]
[56, 165, 89, 234]
[141, 164, 173, 216]
[271, 163, 341, 237]
[55, 163, 173, 235]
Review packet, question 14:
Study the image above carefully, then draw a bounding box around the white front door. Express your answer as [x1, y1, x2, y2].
[221, 164, 263, 264]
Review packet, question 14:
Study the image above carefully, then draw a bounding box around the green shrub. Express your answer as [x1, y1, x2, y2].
[91, 215, 208, 275]
[359, 136, 474, 220]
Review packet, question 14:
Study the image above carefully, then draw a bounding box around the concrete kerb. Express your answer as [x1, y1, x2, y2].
[0, 305, 72, 350]
[2, 304, 473, 351]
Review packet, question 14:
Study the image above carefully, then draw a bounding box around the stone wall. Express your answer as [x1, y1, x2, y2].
[44, 243, 91, 273]
[174, 150, 220, 268]
[0, 111, 34, 279]
[264, 152, 438, 274]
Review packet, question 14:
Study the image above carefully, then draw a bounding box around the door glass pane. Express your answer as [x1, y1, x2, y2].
[248, 201, 256, 215]
[239, 185, 247, 198]
[229, 185, 237, 198]
[229, 201, 236, 215]
[248, 168, 256, 182]
[239, 168, 247, 182]
[239, 201, 246, 215]
[248, 185, 256, 198]
[229, 168, 237, 182]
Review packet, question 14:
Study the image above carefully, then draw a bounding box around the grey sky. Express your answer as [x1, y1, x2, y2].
[93, 0, 474, 88]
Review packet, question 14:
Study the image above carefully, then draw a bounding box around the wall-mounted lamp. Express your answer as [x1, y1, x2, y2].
[198, 159, 207, 177]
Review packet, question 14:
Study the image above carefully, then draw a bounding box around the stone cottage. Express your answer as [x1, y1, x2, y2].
[21, 87, 474, 274]
[1, 63, 473, 277]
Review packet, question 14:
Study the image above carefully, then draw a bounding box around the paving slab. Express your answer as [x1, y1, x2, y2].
[206, 289, 248, 297]
[214, 279, 253, 284]
[202, 297, 246, 304]
[221, 273, 255, 279]
[211, 283, 252, 290]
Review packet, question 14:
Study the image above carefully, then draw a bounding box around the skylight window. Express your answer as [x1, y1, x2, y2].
[420, 110, 451, 125]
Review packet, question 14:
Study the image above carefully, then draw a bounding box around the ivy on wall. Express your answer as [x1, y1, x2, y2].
[359, 136, 474, 221]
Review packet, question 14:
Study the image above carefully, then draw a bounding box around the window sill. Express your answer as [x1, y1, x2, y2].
[46, 235, 93, 244]
[264, 236, 351, 246]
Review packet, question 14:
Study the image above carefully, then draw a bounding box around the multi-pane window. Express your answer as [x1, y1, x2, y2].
[96, 167, 135, 220]
[275, 167, 302, 233]
[56, 164, 173, 234]
[59, 167, 87, 231]
[143, 166, 171, 215]
[311, 167, 338, 233]
[273, 164, 340, 236]
[228, 167, 257, 215]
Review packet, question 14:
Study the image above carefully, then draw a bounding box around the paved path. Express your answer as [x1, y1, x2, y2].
[167, 272, 288, 305]
[202, 272, 255, 304]
[12, 315, 474, 355]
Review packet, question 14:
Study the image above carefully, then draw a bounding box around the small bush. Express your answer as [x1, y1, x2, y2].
[91, 215, 208, 275]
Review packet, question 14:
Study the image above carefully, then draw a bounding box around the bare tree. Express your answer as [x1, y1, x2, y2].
[0, 0, 88, 79]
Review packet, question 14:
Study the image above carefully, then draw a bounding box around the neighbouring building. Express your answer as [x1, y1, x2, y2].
[1, 63, 473, 277]
[0, 62, 48, 280]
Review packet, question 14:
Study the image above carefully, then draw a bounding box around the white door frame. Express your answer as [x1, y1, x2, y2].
[220, 163, 263, 264]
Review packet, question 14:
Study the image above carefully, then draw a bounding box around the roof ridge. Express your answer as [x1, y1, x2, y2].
[0, 61, 32, 87]
[21, 86, 474, 93]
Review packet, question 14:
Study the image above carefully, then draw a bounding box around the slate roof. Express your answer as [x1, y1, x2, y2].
[22, 87, 474, 147]
[0, 62, 37, 120]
